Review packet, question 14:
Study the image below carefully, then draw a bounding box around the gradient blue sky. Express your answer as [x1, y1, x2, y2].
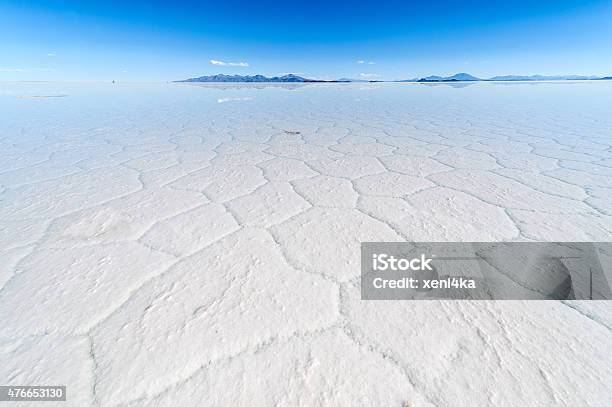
[1, 0, 611, 81]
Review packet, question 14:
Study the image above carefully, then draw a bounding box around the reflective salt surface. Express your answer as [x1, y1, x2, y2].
[0, 81, 611, 406]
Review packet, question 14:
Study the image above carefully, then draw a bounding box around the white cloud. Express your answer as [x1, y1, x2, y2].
[357, 60, 375, 65]
[47, 53, 56, 57]
[0, 68, 24, 72]
[210, 59, 249, 67]
[357, 60, 365, 64]
[360, 73, 379, 78]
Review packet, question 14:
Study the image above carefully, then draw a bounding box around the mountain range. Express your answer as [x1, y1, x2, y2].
[488, 74, 600, 81]
[177, 73, 612, 83]
[406, 73, 605, 82]
[177, 74, 333, 83]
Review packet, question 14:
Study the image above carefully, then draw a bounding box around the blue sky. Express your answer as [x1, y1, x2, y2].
[1, 0, 611, 81]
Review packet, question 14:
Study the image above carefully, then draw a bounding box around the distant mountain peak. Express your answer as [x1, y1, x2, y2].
[417, 73, 481, 82]
[336, 77, 369, 82]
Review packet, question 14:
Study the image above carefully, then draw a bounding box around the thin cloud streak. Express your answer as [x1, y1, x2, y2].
[210, 59, 249, 67]
[0, 67, 57, 73]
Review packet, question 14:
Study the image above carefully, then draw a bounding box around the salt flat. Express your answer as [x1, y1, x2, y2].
[0, 81, 611, 406]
